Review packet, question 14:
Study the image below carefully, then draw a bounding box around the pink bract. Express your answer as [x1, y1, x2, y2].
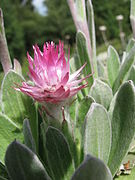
[16, 41, 91, 103]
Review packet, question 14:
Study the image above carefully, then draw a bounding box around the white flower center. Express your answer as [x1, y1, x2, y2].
[57, 69, 62, 81]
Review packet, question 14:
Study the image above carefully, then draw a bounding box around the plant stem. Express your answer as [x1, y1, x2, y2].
[0, 8, 12, 74]
[67, 0, 93, 71]
[130, 15, 135, 39]
[130, 0, 135, 38]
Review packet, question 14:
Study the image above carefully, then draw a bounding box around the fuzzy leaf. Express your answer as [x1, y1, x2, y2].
[87, 0, 98, 78]
[107, 46, 120, 87]
[123, 39, 135, 81]
[108, 93, 117, 121]
[70, 54, 86, 100]
[46, 126, 74, 180]
[5, 141, 50, 180]
[0, 113, 23, 163]
[23, 119, 36, 153]
[75, 96, 94, 162]
[76, 31, 93, 93]
[70, 57, 79, 74]
[127, 65, 135, 85]
[113, 45, 135, 93]
[89, 79, 113, 109]
[1, 70, 38, 150]
[108, 81, 135, 176]
[62, 120, 78, 168]
[76, 96, 94, 128]
[40, 122, 53, 178]
[83, 103, 111, 164]
[69, 98, 78, 121]
[71, 154, 112, 180]
[97, 60, 105, 78]
[126, 38, 135, 53]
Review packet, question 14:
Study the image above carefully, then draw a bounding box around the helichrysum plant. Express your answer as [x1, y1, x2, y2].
[0, 0, 135, 180]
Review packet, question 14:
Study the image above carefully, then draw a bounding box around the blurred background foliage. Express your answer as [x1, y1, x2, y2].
[0, 0, 131, 65]
[93, 0, 130, 43]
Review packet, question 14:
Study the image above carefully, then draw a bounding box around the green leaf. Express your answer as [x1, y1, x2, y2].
[83, 103, 111, 164]
[127, 65, 135, 85]
[76, 31, 93, 94]
[89, 79, 113, 109]
[75, 96, 94, 162]
[123, 39, 135, 81]
[69, 98, 78, 121]
[126, 38, 135, 53]
[40, 122, 54, 178]
[23, 119, 36, 153]
[76, 96, 94, 128]
[0, 113, 23, 163]
[108, 92, 117, 121]
[46, 126, 74, 180]
[70, 55, 84, 100]
[69, 57, 79, 74]
[97, 60, 105, 78]
[108, 81, 135, 177]
[107, 46, 120, 87]
[113, 45, 135, 93]
[62, 120, 78, 168]
[71, 154, 113, 180]
[1, 70, 38, 150]
[5, 140, 50, 180]
[87, 0, 98, 78]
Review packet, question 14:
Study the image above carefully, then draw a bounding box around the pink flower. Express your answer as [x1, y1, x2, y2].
[16, 41, 91, 103]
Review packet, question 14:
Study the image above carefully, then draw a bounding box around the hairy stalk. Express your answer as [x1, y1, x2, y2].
[130, 16, 135, 38]
[87, 0, 98, 77]
[130, 0, 135, 38]
[0, 8, 12, 74]
[67, 0, 93, 71]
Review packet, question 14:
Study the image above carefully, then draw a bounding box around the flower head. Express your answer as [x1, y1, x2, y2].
[16, 41, 90, 103]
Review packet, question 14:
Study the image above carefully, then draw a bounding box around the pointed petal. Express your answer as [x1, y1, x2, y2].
[67, 73, 92, 87]
[70, 83, 88, 96]
[69, 63, 87, 82]
[27, 52, 34, 69]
